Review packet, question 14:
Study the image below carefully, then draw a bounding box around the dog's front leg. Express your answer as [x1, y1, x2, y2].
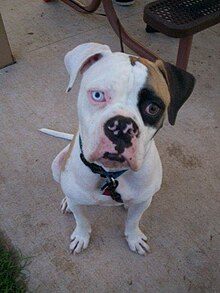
[125, 198, 152, 255]
[67, 201, 91, 254]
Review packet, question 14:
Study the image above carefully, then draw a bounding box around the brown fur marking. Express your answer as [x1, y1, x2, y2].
[61, 135, 76, 171]
[129, 56, 171, 107]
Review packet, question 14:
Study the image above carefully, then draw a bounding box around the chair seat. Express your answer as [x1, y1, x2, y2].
[143, 0, 220, 38]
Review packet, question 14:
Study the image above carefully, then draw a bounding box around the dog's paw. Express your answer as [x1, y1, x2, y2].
[70, 228, 91, 254]
[60, 197, 72, 214]
[125, 228, 150, 255]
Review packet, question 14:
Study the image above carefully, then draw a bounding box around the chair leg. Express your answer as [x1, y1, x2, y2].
[176, 35, 193, 70]
[60, 0, 101, 13]
[145, 25, 159, 33]
[102, 0, 158, 62]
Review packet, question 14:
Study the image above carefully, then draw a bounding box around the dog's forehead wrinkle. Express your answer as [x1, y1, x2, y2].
[89, 53, 145, 80]
[99, 52, 131, 70]
[85, 61, 131, 92]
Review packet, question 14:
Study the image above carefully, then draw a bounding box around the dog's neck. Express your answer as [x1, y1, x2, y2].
[79, 135, 128, 179]
[79, 135, 127, 203]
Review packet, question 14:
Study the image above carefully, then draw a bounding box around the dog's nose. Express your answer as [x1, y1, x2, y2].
[104, 115, 139, 153]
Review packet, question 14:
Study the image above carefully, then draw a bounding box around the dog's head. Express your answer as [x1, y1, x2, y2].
[65, 43, 195, 171]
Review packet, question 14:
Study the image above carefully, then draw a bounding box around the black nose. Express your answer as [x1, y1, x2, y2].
[104, 115, 139, 154]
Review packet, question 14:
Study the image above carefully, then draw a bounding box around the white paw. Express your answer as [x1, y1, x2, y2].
[125, 228, 150, 255]
[60, 197, 71, 214]
[69, 228, 91, 254]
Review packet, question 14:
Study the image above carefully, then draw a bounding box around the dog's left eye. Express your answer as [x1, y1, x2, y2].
[145, 103, 161, 116]
[91, 91, 105, 102]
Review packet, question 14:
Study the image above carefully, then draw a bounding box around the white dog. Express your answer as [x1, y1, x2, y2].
[40, 43, 195, 255]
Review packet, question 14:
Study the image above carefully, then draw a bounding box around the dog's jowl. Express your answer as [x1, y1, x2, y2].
[40, 43, 195, 255]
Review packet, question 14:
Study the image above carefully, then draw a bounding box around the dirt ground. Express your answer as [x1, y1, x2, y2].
[0, 0, 219, 292]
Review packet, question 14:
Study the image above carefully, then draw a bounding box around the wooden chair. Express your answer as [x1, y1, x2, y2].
[44, 0, 220, 70]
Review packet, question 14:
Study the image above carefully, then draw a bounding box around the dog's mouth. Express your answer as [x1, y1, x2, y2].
[98, 152, 129, 169]
[103, 152, 126, 163]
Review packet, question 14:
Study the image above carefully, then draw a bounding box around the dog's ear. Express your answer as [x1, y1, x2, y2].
[64, 43, 112, 92]
[156, 60, 196, 125]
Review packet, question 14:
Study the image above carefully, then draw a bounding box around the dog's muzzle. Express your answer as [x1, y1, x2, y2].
[104, 115, 140, 156]
[88, 115, 141, 170]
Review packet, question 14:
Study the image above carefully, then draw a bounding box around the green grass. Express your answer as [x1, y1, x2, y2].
[0, 233, 29, 293]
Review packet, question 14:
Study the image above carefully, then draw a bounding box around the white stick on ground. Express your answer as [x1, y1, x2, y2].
[39, 128, 73, 141]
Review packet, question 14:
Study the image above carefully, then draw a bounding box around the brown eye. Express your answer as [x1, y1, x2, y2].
[145, 103, 160, 116]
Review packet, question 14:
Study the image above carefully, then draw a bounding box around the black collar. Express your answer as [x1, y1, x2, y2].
[79, 135, 127, 203]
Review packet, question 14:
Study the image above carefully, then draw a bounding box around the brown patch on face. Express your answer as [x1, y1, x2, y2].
[61, 134, 76, 171]
[129, 56, 170, 107]
[142, 59, 170, 107]
[129, 56, 140, 66]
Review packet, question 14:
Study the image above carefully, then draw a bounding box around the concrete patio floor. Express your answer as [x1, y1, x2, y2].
[0, 0, 219, 292]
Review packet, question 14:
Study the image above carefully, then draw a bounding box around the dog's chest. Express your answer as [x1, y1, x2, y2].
[60, 170, 119, 206]
[61, 138, 162, 206]
[61, 167, 159, 207]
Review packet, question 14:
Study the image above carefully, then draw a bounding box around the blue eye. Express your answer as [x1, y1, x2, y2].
[91, 91, 105, 102]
